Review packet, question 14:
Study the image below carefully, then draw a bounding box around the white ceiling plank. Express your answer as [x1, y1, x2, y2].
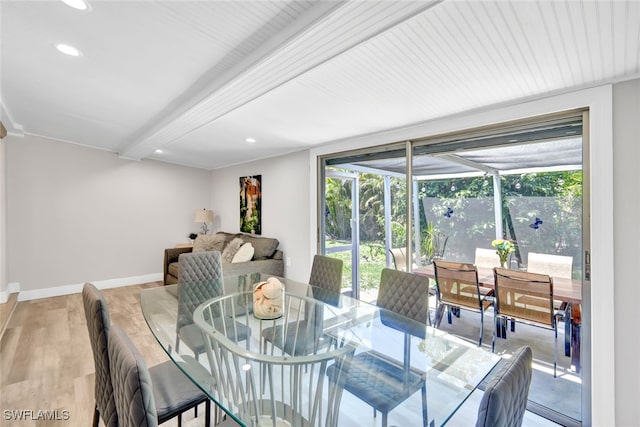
[2, 0, 640, 170]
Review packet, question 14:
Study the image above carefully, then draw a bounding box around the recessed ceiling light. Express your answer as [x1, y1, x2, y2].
[61, 0, 89, 10]
[246, 137, 256, 143]
[55, 43, 82, 57]
[155, 149, 163, 154]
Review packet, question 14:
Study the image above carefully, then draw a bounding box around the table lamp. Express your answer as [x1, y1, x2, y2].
[194, 209, 214, 234]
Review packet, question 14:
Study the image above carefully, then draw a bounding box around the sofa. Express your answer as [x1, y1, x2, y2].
[163, 231, 284, 285]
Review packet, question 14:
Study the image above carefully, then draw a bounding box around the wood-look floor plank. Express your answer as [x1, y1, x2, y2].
[0, 282, 207, 427]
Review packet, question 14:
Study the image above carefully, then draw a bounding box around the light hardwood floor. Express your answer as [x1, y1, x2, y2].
[0, 282, 560, 427]
[0, 282, 208, 427]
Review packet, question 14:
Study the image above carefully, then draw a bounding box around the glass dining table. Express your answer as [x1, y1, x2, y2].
[140, 272, 500, 427]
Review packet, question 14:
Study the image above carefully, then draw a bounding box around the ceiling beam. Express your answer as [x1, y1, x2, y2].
[118, 0, 443, 162]
[436, 153, 500, 175]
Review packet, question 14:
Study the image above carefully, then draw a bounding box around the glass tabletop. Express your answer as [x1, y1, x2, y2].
[140, 272, 499, 427]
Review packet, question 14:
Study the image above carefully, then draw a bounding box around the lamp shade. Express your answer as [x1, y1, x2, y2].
[194, 209, 214, 223]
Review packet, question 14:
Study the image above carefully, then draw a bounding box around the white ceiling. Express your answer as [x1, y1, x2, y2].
[2, 0, 639, 170]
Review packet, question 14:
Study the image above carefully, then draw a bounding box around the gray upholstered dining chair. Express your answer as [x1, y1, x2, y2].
[476, 346, 533, 427]
[82, 283, 211, 427]
[433, 260, 494, 346]
[107, 323, 212, 427]
[261, 254, 343, 356]
[176, 251, 250, 359]
[82, 282, 117, 427]
[326, 268, 431, 427]
[309, 254, 343, 289]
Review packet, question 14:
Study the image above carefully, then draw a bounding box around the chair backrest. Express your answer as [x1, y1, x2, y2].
[433, 260, 483, 309]
[198, 296, 352, 427]
[177, 251, 224, 330]
[303, 255, 344, 342]
[389, 248, 407, 271]
[527, 252, 573, 279]
[108, 324, 159, 427]
[476, 346, 533, 427]
[82, 283, 118, 427]
[475, 248, 501, 268]
[493, 268, 554, 329]
[309, 254, 343, 292]
[377, 268, 430, 337]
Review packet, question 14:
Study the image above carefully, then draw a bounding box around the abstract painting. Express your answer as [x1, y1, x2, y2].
[240, 175, 262, 234]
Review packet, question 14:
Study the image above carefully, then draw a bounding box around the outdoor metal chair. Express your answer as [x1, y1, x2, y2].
[493, 268, 565, 377]
[475, 247, 501, 269]
[433, 260, 494, 346]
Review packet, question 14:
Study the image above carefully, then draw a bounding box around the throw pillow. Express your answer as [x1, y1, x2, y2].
[232, 243, 254, 263]
[238, 234, 279, 260]
[193, 233, 225, 252]
[221, 237, 244, 263]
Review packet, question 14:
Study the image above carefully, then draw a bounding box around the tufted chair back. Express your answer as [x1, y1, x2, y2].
[377, 268, 430, 335]
[176, 251, 224, 331]
[476, 346, 533, 427]
[108, 324, 158, 427]
[308, 255, 343, 292]
[82, 283, 118, 427]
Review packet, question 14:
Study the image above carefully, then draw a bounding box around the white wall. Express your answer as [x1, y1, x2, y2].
[612, 78, 640, 426]
[5, 134, 211, 299]
[0, 138, 6, 301]
[210, 150, 311, 283]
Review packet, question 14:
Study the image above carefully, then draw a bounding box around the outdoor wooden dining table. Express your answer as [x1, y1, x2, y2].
[140, 272, 500, 427]
[414, 264, 582, 372]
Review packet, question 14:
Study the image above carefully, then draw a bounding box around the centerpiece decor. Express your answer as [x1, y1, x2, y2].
[492, 239, 515, 268]
[253, 277, 284, 319]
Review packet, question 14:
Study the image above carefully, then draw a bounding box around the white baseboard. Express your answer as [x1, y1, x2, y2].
[16, 273, 163, 301]
[0, 282, 21, 304]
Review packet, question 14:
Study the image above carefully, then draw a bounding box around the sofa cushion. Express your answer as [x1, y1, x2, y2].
[193, 234, 225, 252]
[232, 243, 255, 263]
[237, 234, 279, 260]
[222, 237, 244, 263]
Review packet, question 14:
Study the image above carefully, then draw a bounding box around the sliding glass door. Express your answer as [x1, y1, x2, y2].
[321, 146, 408, 302]
[318, 111, 587, 425]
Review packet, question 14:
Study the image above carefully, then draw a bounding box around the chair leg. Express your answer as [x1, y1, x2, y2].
[421, 383, 428, 427]
[554, 318, 559, 378]
[478, 311, 484, 347]
[491, 312, 497, 353]
[205, 400, 211, 427]
[178, 413, 182, 427]
[382, 412, 388, 427]
[91, 405, 99, 427]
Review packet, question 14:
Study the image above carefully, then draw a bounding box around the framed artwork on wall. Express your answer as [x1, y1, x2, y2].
[240, 175, 262, 234]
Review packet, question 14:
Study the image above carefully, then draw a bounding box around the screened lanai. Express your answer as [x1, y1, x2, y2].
[348, 133, 582, 273]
